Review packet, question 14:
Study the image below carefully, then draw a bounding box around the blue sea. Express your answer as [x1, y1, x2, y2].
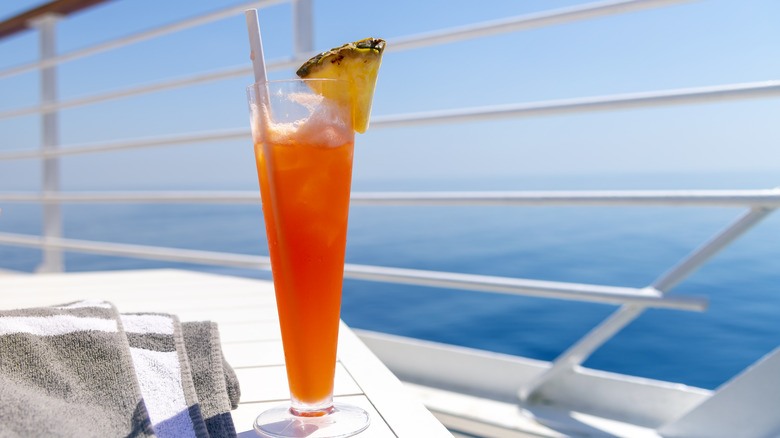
[1, 172, 779, 391]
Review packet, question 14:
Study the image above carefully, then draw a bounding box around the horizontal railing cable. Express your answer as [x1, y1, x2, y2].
[0, 129, 249, 161]
[0, 0, 708, 123]
[354, 189, 780, 208]
[1, 189, 779, 208]
[342, 263, 706, 311]
[0, 0, 289, 82]
[388, 0, 699, 52]
[0, 231, 706, 311]
[0, 231, 271, 270]
[1, 79, 779, 160]
[0, 64, 257, 121]
[370, 80, 780, 129]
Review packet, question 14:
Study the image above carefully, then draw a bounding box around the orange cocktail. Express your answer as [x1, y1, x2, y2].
[256, 129, 354, 406]
[247, 79, 364, 427]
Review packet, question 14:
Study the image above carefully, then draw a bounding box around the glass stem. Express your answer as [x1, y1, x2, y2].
[290, 394, 335, 417]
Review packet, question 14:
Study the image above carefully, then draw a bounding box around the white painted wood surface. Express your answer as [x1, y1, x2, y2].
[0, 269, 452, 437]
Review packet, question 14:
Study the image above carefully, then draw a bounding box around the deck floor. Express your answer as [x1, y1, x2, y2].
[0, 268, 452, 437]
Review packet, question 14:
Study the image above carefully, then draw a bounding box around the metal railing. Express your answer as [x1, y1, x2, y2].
[0, 0, 778, 402]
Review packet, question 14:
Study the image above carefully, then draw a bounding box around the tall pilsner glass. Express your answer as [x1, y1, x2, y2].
[247, 79, 369, 438]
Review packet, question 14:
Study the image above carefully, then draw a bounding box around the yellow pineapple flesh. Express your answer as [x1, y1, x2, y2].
[297, 38, 385, 134]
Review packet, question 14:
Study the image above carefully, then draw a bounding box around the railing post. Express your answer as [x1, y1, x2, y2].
[30, 13, 64, 273]
[293, 0, 314, 57]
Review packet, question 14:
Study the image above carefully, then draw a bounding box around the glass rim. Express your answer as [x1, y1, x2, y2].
[246, 78, 348, 90]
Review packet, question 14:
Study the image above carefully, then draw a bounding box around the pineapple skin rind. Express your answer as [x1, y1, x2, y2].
[296, 38, 386, 77]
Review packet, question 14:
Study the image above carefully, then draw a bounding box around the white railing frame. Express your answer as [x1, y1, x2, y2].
[518, 206, 776, 401]
[0, 229, 708, 311]
[2, 189, 780, 207]
[0, 0, 778, 404]
[29, 13, 63, 273]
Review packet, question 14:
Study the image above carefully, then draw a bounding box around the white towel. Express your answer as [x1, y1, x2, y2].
[122, 313, 210, 438]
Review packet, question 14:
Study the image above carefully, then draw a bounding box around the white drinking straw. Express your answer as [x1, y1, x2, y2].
[244, 9, 268, 84]
[245, 7, 271, 130]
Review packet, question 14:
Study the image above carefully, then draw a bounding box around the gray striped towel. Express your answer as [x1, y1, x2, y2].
[0, 300, 240, 438]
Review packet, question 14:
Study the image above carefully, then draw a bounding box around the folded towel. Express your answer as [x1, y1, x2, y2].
[0, 300, 156, 437]
[0, 301, 240, 438]
[182, 322, 240, 438]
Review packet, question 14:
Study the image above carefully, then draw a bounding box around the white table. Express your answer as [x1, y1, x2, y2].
[0, 269, 453, 437]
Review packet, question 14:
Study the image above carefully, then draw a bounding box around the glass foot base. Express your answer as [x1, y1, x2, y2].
[254, 402, 370, 438]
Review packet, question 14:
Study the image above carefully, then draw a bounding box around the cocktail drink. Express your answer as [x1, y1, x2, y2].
[250, 79, 354, 408]
[257, 109, 353, 407]
[244, 31, 383, 437]
[247, 79, 368, 437]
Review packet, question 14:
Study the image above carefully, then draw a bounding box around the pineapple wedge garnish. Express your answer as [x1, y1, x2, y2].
[297, 38, 385, 134]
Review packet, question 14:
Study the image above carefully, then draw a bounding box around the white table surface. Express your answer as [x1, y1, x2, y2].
[0, 269, 453, 437]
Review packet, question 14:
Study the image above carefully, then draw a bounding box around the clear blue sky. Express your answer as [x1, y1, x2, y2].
[0, 0, 778, 191]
